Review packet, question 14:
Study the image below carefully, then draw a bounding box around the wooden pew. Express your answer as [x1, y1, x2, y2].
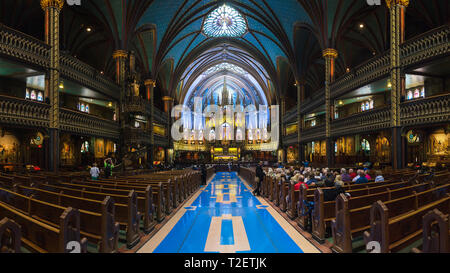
[312, 182, 433, 243]
[75, 179, 173, 215]
[287, 182, 298, 219]
[295, 180, 407, 230]
[297, 184, 312, 230]
[331, 183, 450, 252]
[280, 180, 289, 212]
[412, 209, 449, 253]
[97, 175, 182, 207]
[0, 217, 22, 253]
[52, 180, 164, 222]
[18, 182, 156, 237]
[0, 201, 87, 253]
[0, 187, 119, 253]
[363, 195, 450, 253]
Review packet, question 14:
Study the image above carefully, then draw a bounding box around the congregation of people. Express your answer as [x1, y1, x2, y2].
[257, 164, 385, 203]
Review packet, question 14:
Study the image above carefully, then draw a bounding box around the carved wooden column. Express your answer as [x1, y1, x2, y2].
[163, 96, 174, 163]
[280, 95, 286, 162]
[145, 79, 156, 165]
[388, 0, 409, 169]
[296, 80, 305, 162]
[112, 50, 128, 162]
[41, 0, 63, 172]
[323, 48, 338, 167]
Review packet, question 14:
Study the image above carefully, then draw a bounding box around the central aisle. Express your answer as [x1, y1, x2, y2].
[138, 172, 320, 253]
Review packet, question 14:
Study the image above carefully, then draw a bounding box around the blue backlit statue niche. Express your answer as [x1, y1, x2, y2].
[203, 4, 247, 37]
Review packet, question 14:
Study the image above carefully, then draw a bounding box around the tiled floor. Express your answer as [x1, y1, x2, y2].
[137, 172, 320, 253]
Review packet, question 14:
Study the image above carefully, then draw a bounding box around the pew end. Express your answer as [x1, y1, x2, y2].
[420, 209, 449, 253]
[0, 217, 21, 253]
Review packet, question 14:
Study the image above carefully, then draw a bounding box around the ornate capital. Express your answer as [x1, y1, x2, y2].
[295, 79, 306, 86]
[144, 79, 156, 87]
[386, 0, 409, 9]
[162, 96, 174, 102]
[112, 50, 128, 59]
[322, 48, 338, 59]
[40, 0, 64, 10]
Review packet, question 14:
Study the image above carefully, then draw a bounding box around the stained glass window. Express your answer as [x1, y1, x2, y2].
[204, 63, 246, 75]
[203, 4, 247, 37]
[31, 91, 36, 100]
[37, 92, 43, 102]
[81, 141, 89, 153]
[25, 89, 30, 99]
[361, 139, 370, 151]
[407, 90, 413, 100]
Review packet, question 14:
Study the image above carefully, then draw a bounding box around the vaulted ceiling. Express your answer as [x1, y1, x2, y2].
[1, 0, 448, 109]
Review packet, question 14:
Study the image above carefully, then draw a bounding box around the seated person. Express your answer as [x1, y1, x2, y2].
[364, 169, 372, 180]
[349, 168, 357, 180]
[335, 175, 344, 187]
[374, 170, 384, 182]
[341, 168, 352, 182]
[294, 176, 308, 190]
[355, 170, 369, 184]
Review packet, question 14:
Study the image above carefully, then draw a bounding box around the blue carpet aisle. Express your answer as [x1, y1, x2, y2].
[138, 172, 319, 253]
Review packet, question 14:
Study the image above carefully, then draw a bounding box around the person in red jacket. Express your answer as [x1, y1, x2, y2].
[294, 176, 308, 190]
[349, 168, 357, 180]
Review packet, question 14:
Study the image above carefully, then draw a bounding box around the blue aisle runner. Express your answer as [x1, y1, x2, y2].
[153, 172, 303, 253]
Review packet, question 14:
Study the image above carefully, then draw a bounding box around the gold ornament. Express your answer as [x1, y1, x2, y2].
[322, 48, 338, 59]
[386, 0, 410, 9]
[40, 0, 64, 10]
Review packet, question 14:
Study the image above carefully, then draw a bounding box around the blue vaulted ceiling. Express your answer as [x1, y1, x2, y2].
[8, 0, 445, 110]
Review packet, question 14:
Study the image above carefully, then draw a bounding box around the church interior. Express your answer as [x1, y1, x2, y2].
[0, 0, 449, 254]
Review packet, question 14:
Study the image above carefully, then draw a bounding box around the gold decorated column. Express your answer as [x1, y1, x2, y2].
[281, 95, 286, 136]
[162, 96, 174, 164]
[145, 79, 156, 164]
[112, 50, 128, 123]
[41, 0, 63, 172]
[387, 0, 409, 169]
[296, 80, 305, 162]
[323, 48, 338, 167]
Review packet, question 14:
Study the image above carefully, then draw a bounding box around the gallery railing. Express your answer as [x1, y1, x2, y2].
[60, 108, 120, 139]
[299, 124, 326, 143]
[122, 96, 149, 114]
[331, 107, 391, 137]
[0, 23, 50, 68]
[124, 127, 151, 145]
[401, 24, 450, 67]
[294, 25, 450, 114]
[59, 54, 120, 100]
[153, 107, 168, 124]
[282, 133, 299, 145]
[0, 95, 50, 128]
[401, 93, 450, 127]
